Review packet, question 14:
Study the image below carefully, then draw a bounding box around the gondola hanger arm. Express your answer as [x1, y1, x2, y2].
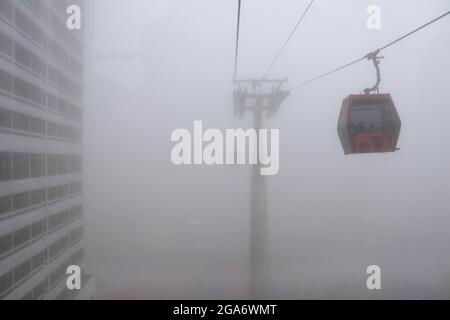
[363, 49, 384, 94]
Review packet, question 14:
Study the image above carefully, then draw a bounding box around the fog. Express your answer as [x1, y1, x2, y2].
[82, 0, 450, 299]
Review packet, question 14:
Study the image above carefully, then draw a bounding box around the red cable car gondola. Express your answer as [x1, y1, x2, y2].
[337, 93, 401, 154]
[337, 51, 401, 155]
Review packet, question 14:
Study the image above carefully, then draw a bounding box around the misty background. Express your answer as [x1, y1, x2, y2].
[82, 0, 450, 299]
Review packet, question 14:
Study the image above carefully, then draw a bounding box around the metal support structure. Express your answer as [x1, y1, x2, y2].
[233, 79, 289, 299]
[249, 107, 268, 299]
[363, 50, 384, 94]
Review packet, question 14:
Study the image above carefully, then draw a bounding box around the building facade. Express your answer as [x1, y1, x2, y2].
[0, 0, 94, 299]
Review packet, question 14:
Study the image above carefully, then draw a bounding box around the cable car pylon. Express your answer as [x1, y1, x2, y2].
[233, 78, 289, 299]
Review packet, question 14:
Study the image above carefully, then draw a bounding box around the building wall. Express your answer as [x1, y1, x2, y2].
[0, 0, 94, 300]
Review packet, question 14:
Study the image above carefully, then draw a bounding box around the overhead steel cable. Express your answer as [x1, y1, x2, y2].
[290, 55, 367, 90]
[290, 10, 450, 91]
[264, 0, 315, 78]
[379, 10, 450, 51]
[234, 0, 242, 80]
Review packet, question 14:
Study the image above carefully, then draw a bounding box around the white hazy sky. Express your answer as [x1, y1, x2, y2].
[83, 0, 450, 299]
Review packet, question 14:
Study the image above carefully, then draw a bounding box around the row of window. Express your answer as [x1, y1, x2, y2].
[0, 152, 82, 182]
[0, 0, 83, 73]
[0, 67, 42, 106]
[0, 68, 82, 121]
[1, 1, 45, 49]
[48, 63, 82, 97]
[47, 91, 82, 120]
[0, 70, 81, 115]
[0, 181, 82, 220]
[22, 248, 84, 300]
[0, 107, 82, 142]
[0, 249, 46, 298]
[0, 30, 44, 77]
[0, 27, 82, 92]
[22, 278, 46, 300]
[0, 227, 84, 298]
[0, 204, 83, 259]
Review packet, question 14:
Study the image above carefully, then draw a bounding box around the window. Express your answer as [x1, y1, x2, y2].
[69, 80, 82, 99]
[31, 55, 45, 77]
[58, 236, 69, 250]
[14, 77, 30, 100]
[14, 10, 32, 39]
[350, 102, 389, 133]
[68, 126, 82, 142]
[31, 220, 45, 239]
[13, 192, 30, 212]
[30, 154, 43, 177]
[69, 204, 82, 220]
[31, 26, 45, 47]
[68, 104, 82, 121]
[71, 248, 84, 265]
[12, 77, 42, 106]
[49, 242, 59, 259]
[13, 112, 29, 132]
[0, 31, 12, 57]
[57, 123, 66, 140]
[0, 272, 13, 296]
[31, 251, 46, 270]
[351, 105, 382, 123]
[30, 117, 44, 135]
[48, 66, 68, 91]
[0, 152, 11, 181]
[57, 155, 67, 175]
[14, 259, 32, 284]
[48, 214, 59, 230]
[0, 196, 11, 217]
[47, 93, 58, 111]
[29, 85, 42, 105]
[58, 97, 68, 114]
[57, 184, 68, 199]
[13, 153, 30, 180]
[58, 210, 69, 226]
[0, 0, 13, 23]
[47, 122, 58, 138]
[30, 189, 44, 206]
[69, 181, 82, 195]
[32, 280, 47, 300]
[14, 45, 32, 68]
[69, 155, 82, 173]
[71, 227, 83, 244]
[0, 233, 12, 256]
[47, 154, 58, 176]
[0, 108, 12, 128]
[0, 69, 12, 93]
[47, 186, 58, 202]
[13, 226, 31, 247]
